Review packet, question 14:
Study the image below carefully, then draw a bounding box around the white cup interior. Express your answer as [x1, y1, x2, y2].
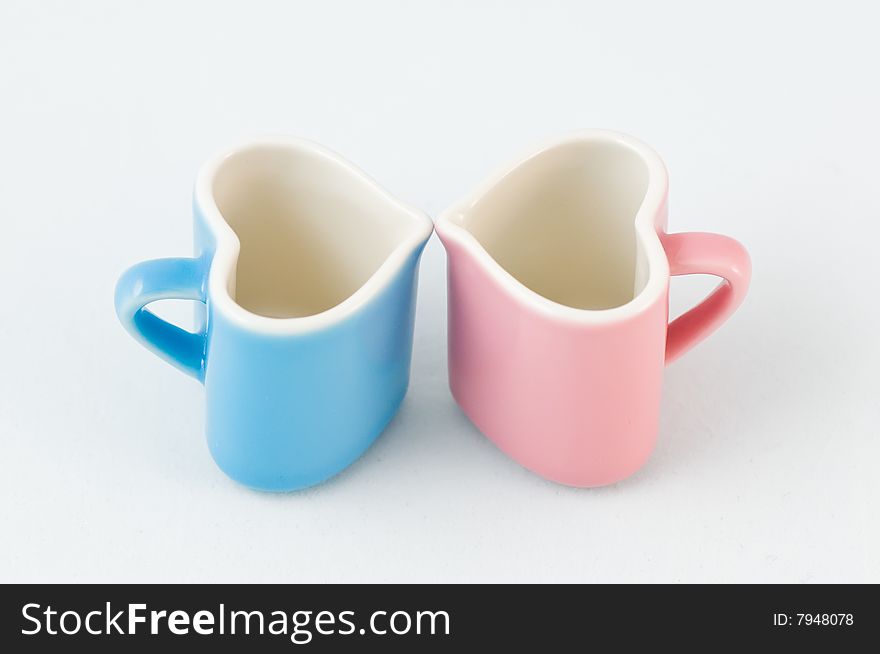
[211, 145, 415, 318]
[461, 140, 651, 310]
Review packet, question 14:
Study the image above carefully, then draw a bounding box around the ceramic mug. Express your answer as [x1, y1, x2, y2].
[115, 138, 433, 491]
[436, 130, 750, 487]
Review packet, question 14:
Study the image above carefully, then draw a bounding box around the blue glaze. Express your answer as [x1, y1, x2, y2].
[202, 246, 424, 491]
[115, 256, 209, 380]
[115, 140, 432, 491]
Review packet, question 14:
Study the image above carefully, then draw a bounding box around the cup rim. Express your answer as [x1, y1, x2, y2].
[435, 129, 672, 324]
[194, 136, 434, 334]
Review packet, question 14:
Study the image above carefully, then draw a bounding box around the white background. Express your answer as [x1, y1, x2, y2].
[1, 1, 877, 583]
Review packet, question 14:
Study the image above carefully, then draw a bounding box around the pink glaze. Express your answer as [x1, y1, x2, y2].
[436, 131, 750, 487]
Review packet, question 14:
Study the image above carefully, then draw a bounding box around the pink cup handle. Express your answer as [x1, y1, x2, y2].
[661, 232, 751, 364]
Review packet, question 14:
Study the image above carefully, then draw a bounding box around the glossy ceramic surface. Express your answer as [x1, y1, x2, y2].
[436, 130, 750, 487]
[115, 138, 433, 491]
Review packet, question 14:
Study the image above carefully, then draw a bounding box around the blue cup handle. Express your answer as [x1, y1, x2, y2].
[115, 257, 208, 382]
